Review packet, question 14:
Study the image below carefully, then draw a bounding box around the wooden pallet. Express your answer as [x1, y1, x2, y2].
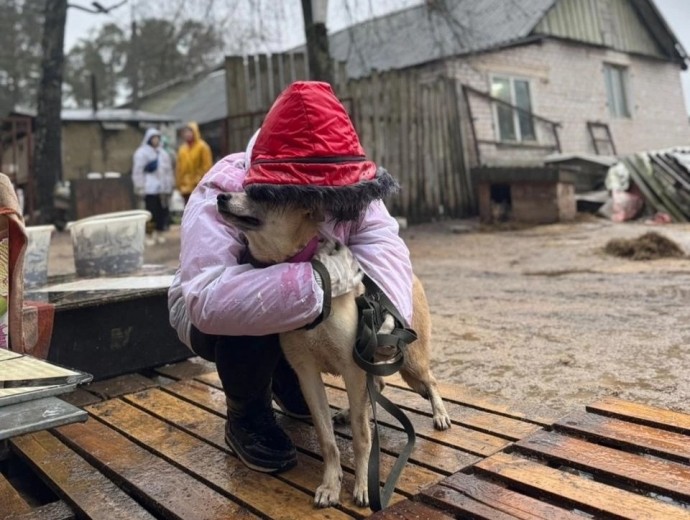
[1, 358, 552, 519]
[377, 396, 690, 519]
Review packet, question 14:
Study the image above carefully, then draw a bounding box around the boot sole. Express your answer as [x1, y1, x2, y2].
[224, 432, 297, 474]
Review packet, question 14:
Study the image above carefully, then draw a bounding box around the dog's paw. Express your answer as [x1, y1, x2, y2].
[314, 484, 341, 507]
[433, 413, 452, 430]
[333, 408, 351, 425]
[353, 484, 369, 508]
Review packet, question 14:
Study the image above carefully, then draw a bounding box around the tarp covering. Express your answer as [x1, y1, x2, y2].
[608, 148, 690, 222]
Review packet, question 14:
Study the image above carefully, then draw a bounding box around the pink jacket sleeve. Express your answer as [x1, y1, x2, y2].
[179, 155, 324, 336]
[346, 201, 414, 325]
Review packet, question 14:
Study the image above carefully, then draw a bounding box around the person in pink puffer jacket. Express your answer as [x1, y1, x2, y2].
[168, 81, 412, 474]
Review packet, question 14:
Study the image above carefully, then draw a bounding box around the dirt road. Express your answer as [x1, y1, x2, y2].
[48, 218, 690, 415]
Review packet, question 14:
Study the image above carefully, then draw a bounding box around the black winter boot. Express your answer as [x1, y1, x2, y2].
[224, 387, 297, 473]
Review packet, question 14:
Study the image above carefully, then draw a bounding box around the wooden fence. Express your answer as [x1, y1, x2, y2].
[224, 55, 473, 222]
[346, 71, 473, 222]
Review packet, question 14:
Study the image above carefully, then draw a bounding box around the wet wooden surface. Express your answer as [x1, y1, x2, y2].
[3, 357, 689, 519]
[401, 399, 690, 520]
[0, 357, 546, 519]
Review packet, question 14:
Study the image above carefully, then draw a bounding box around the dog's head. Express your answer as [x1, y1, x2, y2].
[217, 192, 323, 265]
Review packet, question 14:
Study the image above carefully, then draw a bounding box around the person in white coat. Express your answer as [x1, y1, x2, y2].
[132, 128, 174, 244]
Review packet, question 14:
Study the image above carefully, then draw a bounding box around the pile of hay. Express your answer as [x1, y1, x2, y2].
[604, 232, 686, 261]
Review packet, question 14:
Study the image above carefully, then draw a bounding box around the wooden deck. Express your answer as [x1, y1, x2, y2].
[2, 358, 689, 519]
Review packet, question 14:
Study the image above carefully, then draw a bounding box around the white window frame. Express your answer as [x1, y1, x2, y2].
[490, 74, 537, 143]
[603, 63, 631, 118]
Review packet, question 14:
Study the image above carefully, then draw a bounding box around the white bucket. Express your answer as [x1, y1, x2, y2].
[68, 210, 151, 277]
[24, 225, 55, 288]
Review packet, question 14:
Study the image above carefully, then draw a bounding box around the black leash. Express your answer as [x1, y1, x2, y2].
[352, 279, 417, 511]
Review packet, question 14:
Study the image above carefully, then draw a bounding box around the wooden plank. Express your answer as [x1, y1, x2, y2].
[441, 473, 583, 520]
[55, 419, 258, 520]
[5, 501, 74, 520]
[194, 374, 479, 474]
[323, 374, 541, 441]
[225, 56, 248, 118]
[0, 471, 31, 516]
[154, 357, 216, 380]
[11, 431, 155, 520]
[555, 411, 690, 462]
[384, 373, 560, 426]
[421, 484, 521, 520]
[324, 385, 509, 457]
[475, 452, 690, 520]
[83, 398, 348, 520]
[587, 396, 690, 435]
[516, 430, 690, 501]
[132, 384, 402, 518]
[58, 388, 102, 408]
[161, 379, 444, 496]
[292, 53, 308, 81]
[83, 373, 157, 400]
[257, 54, 271, 110]
[369, 499, 455, 520]
[0, 398, 87, 441]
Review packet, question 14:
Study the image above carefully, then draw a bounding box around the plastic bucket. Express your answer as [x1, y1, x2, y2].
[24, 225, 55, 288]
[68, 210, 151, 277]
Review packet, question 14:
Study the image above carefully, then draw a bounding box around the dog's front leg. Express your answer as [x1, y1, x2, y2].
[292, 364, 343, 507]
[341, 366, 372, 507]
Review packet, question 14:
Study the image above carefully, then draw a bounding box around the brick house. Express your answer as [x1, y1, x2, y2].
[328, 0, 689, 167]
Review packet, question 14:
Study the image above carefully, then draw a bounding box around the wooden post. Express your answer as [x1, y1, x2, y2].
[257, 54, 271, 110]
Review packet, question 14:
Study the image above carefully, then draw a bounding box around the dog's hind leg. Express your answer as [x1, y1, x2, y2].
[400, 366, 452, 430]
[341, 366, 372, 507]
[293, 365, 343, 507]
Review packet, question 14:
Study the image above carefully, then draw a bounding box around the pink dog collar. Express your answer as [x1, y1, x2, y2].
[287, 236, 320, 263]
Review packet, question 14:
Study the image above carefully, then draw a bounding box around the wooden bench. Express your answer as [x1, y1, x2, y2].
[380, 396, 690, 519]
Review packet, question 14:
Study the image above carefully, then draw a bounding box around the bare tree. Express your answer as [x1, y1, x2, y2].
[32, 0, 125, 222]
[32, 0, 68, 223]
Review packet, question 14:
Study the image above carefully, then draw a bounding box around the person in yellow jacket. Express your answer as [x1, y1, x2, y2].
[176, 122, 213, 203]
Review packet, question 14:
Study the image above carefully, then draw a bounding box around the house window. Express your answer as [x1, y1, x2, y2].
[490, 76, 536, 142]
[603, 64, 631, 118]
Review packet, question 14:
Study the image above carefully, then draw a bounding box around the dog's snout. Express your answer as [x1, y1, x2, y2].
[217, 193, 232, 203]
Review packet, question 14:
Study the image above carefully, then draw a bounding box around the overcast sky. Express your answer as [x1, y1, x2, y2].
[64, 0, 690, 113]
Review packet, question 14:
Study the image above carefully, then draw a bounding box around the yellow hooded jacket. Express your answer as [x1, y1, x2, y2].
[176, 122, 213, 196]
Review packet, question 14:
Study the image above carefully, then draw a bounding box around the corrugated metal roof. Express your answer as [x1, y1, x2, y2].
[167, 69, 227, 125]
[60, 109, 179, 122]
[12, 107, 178, 123]
[326, 0, 556, 78]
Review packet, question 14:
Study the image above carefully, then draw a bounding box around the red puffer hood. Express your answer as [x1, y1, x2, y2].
[243, 81, 397, 221]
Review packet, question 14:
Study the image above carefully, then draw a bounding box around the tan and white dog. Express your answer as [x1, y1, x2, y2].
[217, 192, 450, 508]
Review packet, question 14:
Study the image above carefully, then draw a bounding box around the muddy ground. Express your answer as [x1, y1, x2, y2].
[48, 218, 690, 415]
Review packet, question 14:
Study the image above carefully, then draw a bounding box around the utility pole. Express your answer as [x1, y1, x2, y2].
[301, 0, 333, 84]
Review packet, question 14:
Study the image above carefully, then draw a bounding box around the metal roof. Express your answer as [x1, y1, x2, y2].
[323, 0, 686, 78]
[60, 108, 178, 123]
[11, 107, 178, 123]
[166, 69, 227, 125]
[325, 0, 556, 78]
